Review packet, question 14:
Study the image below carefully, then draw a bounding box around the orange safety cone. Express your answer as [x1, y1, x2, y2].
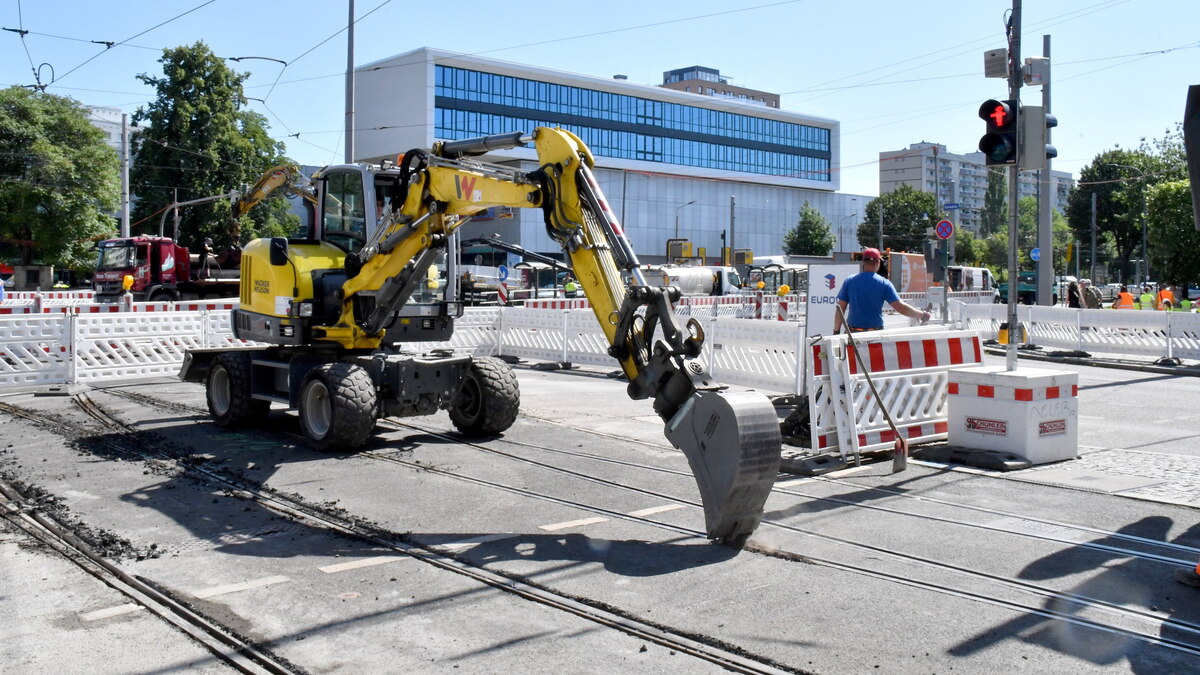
[1176, 557, 1200, 589]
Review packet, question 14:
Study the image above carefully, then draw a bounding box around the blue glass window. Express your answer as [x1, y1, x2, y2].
[432, 65, 831, 181]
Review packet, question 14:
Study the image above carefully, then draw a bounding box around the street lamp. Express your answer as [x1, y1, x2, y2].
[673, 200, 697, 240]
[1106, 163, 1149, 285]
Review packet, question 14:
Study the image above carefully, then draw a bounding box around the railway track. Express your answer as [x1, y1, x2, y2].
[0, 477, 297, 675]
[0, 394, 799, 675]
[77, 387, 1200, 659]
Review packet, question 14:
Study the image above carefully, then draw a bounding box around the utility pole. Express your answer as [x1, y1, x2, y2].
[1090, 192, 1097, 283]
[1004, 0, 1022, 371]
[877, 204, 884, 252]
[728, 196, 736, 266]
[344, 0, 355, 164]
[1035, 35, 1053, 304]
[120, 113, 130, 238]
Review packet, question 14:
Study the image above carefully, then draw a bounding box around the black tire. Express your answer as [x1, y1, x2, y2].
[299, 362, 377, 451]
[148, 289, 174, 302]
[449, 357, 520, 436]
[207, 352, 268, 427]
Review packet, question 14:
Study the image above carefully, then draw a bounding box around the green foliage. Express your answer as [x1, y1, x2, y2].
[980, 168, 1007, 238]
[975, 196, 1071, 278]
[130, 42, 298, 251]
[0, 87, 120, 269]
[858, 184, 941, 254]
[953, 230, 982, 267]
[1146, 180, 1200, 285]
[1065, 129, 1188, 284]
[782, 201, 835, 255]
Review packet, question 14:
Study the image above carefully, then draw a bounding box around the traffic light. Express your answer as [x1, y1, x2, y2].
[1019, 105, 1058, 171]
[978, 99, 1018, 166]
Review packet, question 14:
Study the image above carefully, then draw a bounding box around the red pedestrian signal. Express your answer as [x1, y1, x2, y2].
[978, 99, 1018, 166]
[987, 103, 1009, 127]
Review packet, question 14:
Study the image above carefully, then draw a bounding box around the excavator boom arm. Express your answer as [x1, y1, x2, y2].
[320, 128, 781, 543]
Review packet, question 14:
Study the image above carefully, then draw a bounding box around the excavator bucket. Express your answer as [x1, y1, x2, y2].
[664, 390, 782, 545]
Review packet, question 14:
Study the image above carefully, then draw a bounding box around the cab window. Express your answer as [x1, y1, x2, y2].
[322, 171, 367, 253]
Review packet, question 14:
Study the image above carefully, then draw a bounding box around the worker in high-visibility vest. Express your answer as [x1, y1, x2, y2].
[1139, 287, 1155, 310]
[1157, 285, 1176, 310]
[1113, 285, 1136, 309]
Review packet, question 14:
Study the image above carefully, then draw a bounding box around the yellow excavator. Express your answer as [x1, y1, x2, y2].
[181, 127, 781, 544]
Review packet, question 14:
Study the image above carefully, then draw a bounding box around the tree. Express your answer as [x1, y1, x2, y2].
[130, 42, 298, 251]
[782, 201, 834, 255]
[954, 230, 982, 267]
[1147, 180, 1200, 287]
[1064, 130, 1188, 284]
[858, 184, 941, 254]
[980, 168, 1007, 238]
[0, 87, 120, 269]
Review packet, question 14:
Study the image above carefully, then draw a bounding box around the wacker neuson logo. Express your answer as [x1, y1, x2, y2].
[965, 417, 1007, 436]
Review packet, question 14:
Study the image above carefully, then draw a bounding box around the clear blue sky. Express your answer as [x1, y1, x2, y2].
[3, 0, 1197, 197]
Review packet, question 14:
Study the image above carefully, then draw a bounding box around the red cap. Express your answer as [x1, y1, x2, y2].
[861, 248, 882, 261]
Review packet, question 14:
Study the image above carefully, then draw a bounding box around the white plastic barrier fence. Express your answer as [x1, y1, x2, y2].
[0, 308, 258, 388]
[702, 317, 807, 394]
[4, 290, 95, 302]
[15, 299, 1189, 395]
[808, 327, 984, 459]
[74, 311, 248, 383]
[952, 301, 1200, 361]
[0, 314, 72, 387]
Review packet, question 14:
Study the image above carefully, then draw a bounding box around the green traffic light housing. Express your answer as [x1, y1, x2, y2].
[978, 99, 1019, 166]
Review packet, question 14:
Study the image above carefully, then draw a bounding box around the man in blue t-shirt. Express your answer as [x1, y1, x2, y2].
[833, 248, 931, 333]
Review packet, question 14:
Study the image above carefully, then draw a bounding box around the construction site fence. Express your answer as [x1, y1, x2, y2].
[4, 297, 969, 397]
[951, 301, 1200, 361]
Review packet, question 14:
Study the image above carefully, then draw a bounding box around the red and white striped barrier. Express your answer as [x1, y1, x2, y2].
[809, 327, 984, 458]
[6, 290, 95, 301]
[947, 381, 1078, 402]
[521, 299, 591, 310]
[0, 301, 236, 315]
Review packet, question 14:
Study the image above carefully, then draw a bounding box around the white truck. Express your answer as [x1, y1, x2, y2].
[660, 265, 744, 296]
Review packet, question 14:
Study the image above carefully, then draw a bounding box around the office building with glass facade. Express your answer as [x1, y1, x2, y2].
[354, 48, 864, 262]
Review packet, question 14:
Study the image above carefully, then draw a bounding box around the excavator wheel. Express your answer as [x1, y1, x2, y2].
[449, 357, 520, 436]
[207, 352, 269, 428]
[299, 362, 378, 452]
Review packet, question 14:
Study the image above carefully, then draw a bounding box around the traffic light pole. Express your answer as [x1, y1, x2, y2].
[1005, 0, 1022, 372]
[1036, 34, 1053, 308]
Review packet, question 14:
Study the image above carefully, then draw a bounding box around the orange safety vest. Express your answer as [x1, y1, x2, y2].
[1157, 289, 1175, 310]
[1114, 292, 1135, 309]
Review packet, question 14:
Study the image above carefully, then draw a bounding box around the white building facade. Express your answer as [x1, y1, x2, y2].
[880, 142, 1075, 234]
[352, 48, 868, 263]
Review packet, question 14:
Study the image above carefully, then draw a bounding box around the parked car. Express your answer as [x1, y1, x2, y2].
[1098, 283, 1121, 303]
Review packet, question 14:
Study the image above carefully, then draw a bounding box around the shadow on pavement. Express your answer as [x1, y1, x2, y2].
[948, 516, 1200, 669]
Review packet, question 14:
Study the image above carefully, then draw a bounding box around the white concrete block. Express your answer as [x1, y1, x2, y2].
[947, 365, 1078, 465]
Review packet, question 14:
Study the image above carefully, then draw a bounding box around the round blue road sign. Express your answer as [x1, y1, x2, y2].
[935, 219, 954, 240]
[1030, 247, 1040, 262]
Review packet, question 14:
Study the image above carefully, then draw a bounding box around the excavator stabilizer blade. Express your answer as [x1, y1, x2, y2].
[664, 390, 782, 544]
